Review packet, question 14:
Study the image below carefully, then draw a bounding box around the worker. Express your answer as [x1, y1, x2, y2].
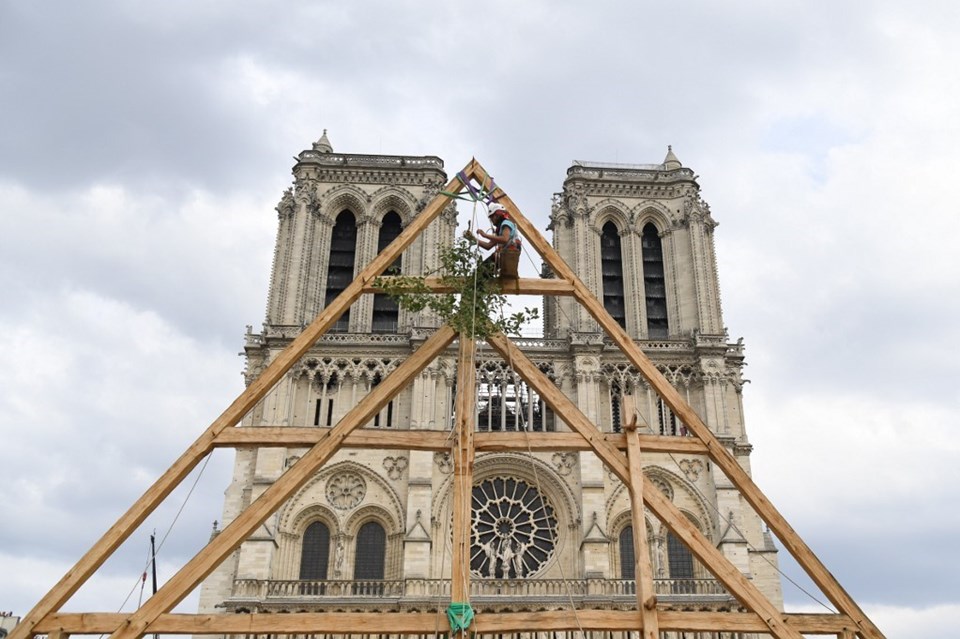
[468, 202, 521, 277]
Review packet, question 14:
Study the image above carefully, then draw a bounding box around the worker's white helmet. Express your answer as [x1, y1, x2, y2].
[487, 202, 506, 217]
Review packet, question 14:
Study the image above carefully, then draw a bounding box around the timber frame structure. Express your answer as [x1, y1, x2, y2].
[12, 159, 885, 639]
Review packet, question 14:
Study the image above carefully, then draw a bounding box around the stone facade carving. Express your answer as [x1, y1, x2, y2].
[326, 472, 366, 510]
[382, 456, 408, 480]
[679, 458, 704, 481]
[434, 452, 453, 474]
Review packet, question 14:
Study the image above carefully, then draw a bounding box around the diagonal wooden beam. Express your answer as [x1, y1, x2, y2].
[474, 161, 886, 639]
[9, 162, 473, 639]
[485, 332, 803, 639]
[104, 326, 457, 639]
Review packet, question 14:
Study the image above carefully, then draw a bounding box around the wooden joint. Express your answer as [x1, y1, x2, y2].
[622, 394, 639, 432]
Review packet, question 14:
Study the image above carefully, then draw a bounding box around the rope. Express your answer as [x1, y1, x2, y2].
[660, 444, 839, 613]
[110, 454, 212, 614]
[627, 395, 836, 612]
[442, 172, 498, 204]
[498, 337, 587, 639]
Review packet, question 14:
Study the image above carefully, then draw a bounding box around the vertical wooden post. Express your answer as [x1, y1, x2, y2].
[451, 335, 477, 603]
[622, 394, 659, 639]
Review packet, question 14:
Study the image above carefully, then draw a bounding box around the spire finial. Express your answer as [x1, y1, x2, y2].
[663, 145, 681, 170]
[313, 130, 333, 153]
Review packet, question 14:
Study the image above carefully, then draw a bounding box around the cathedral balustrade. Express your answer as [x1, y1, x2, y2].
[229, 577, 727, 602]
[297, 151, 445, 169]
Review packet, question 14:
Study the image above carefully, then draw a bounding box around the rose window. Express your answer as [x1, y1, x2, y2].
[326, 472, 366, 510]
[470, 477, 558, 578]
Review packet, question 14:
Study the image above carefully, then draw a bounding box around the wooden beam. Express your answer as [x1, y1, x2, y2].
[8, 164, 473, 639]
[484, 332, 803, 639]
[363, 276, 575, 296]
[102, 326, 457, 639]
[476, 161, 886, 639]
[623, 395, 659, 639]
[212, 427, 710, 454]
[34, 611, 855, 635]
[450, 336, 477, 604]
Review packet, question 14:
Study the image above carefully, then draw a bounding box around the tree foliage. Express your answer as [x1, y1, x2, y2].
[372, 239, 538, 339]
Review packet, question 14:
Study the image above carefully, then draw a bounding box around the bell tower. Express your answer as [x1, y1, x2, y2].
[545, 148, 781, 603]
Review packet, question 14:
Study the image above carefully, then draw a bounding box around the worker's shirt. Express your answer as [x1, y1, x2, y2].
[498, 220, 519, 249]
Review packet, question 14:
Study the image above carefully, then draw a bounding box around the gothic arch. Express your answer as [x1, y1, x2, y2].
[608, 509, 657, 579]
[590, 201, 631, 235]
[609, 508, 656, 538]
[369, 187, 418, 224]
[287, 503, 341, 536]
[343, 503, 402, 537]
[274, 503, 342, 582]
[632, 202, 673, 231]
[278, 460, 405, 534]
[605, 466, 714, 539]
[432, 454, 581, 527]
[644, 466, 715, 536]
[321, 185, 368, 221]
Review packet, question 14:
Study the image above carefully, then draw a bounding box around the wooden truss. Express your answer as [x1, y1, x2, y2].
[11, 160, 885, 639]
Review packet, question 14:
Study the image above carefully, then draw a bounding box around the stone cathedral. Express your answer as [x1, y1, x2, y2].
[197, 133, 783, 635]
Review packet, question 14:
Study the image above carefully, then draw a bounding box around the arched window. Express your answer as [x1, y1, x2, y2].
[299, 521, 331, 580]
[641, 223, 668, 338]
[353, 521, 386, 580]
[610, 381, 623, 433]
[372, 211, 403, 333]
[326, 210, 357, 332]
[600, 222, 626, 328]
[667, 531, 694, 579]
[619, 525, 635, 579]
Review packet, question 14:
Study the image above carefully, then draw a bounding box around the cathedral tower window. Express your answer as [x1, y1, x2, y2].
[619, 525, 635, 579]
[600, 222, 627, 328]
[372, 211, 403, 333]
[641, 223, 668, 338]
[325, 211, 357, 332]
[667, 531, 694, 579]
[477, 368, 553, 432]
[657, 397, 679, 436]
[353, 521, 386, 581]
[369, 374, 394, 428]
[315, 376, 338, 426]
[610, 382, 623, 433]
[299, 521, 331, 580]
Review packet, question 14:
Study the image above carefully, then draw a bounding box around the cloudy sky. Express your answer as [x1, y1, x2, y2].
[1, 1, 958, 637]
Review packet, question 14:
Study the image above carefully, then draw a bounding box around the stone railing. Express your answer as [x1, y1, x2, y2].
[230, 577, 727, 602]
[296, 151, 445, 170]
[606, 578, 729, 596]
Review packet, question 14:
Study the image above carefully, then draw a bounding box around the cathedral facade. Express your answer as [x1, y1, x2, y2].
[197, 133, 782, 635]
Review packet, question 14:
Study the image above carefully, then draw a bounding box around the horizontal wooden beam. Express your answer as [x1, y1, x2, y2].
[212, 427, 710, 454]
[362, 276, 575, 296]
[34, 611, 854, 635]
